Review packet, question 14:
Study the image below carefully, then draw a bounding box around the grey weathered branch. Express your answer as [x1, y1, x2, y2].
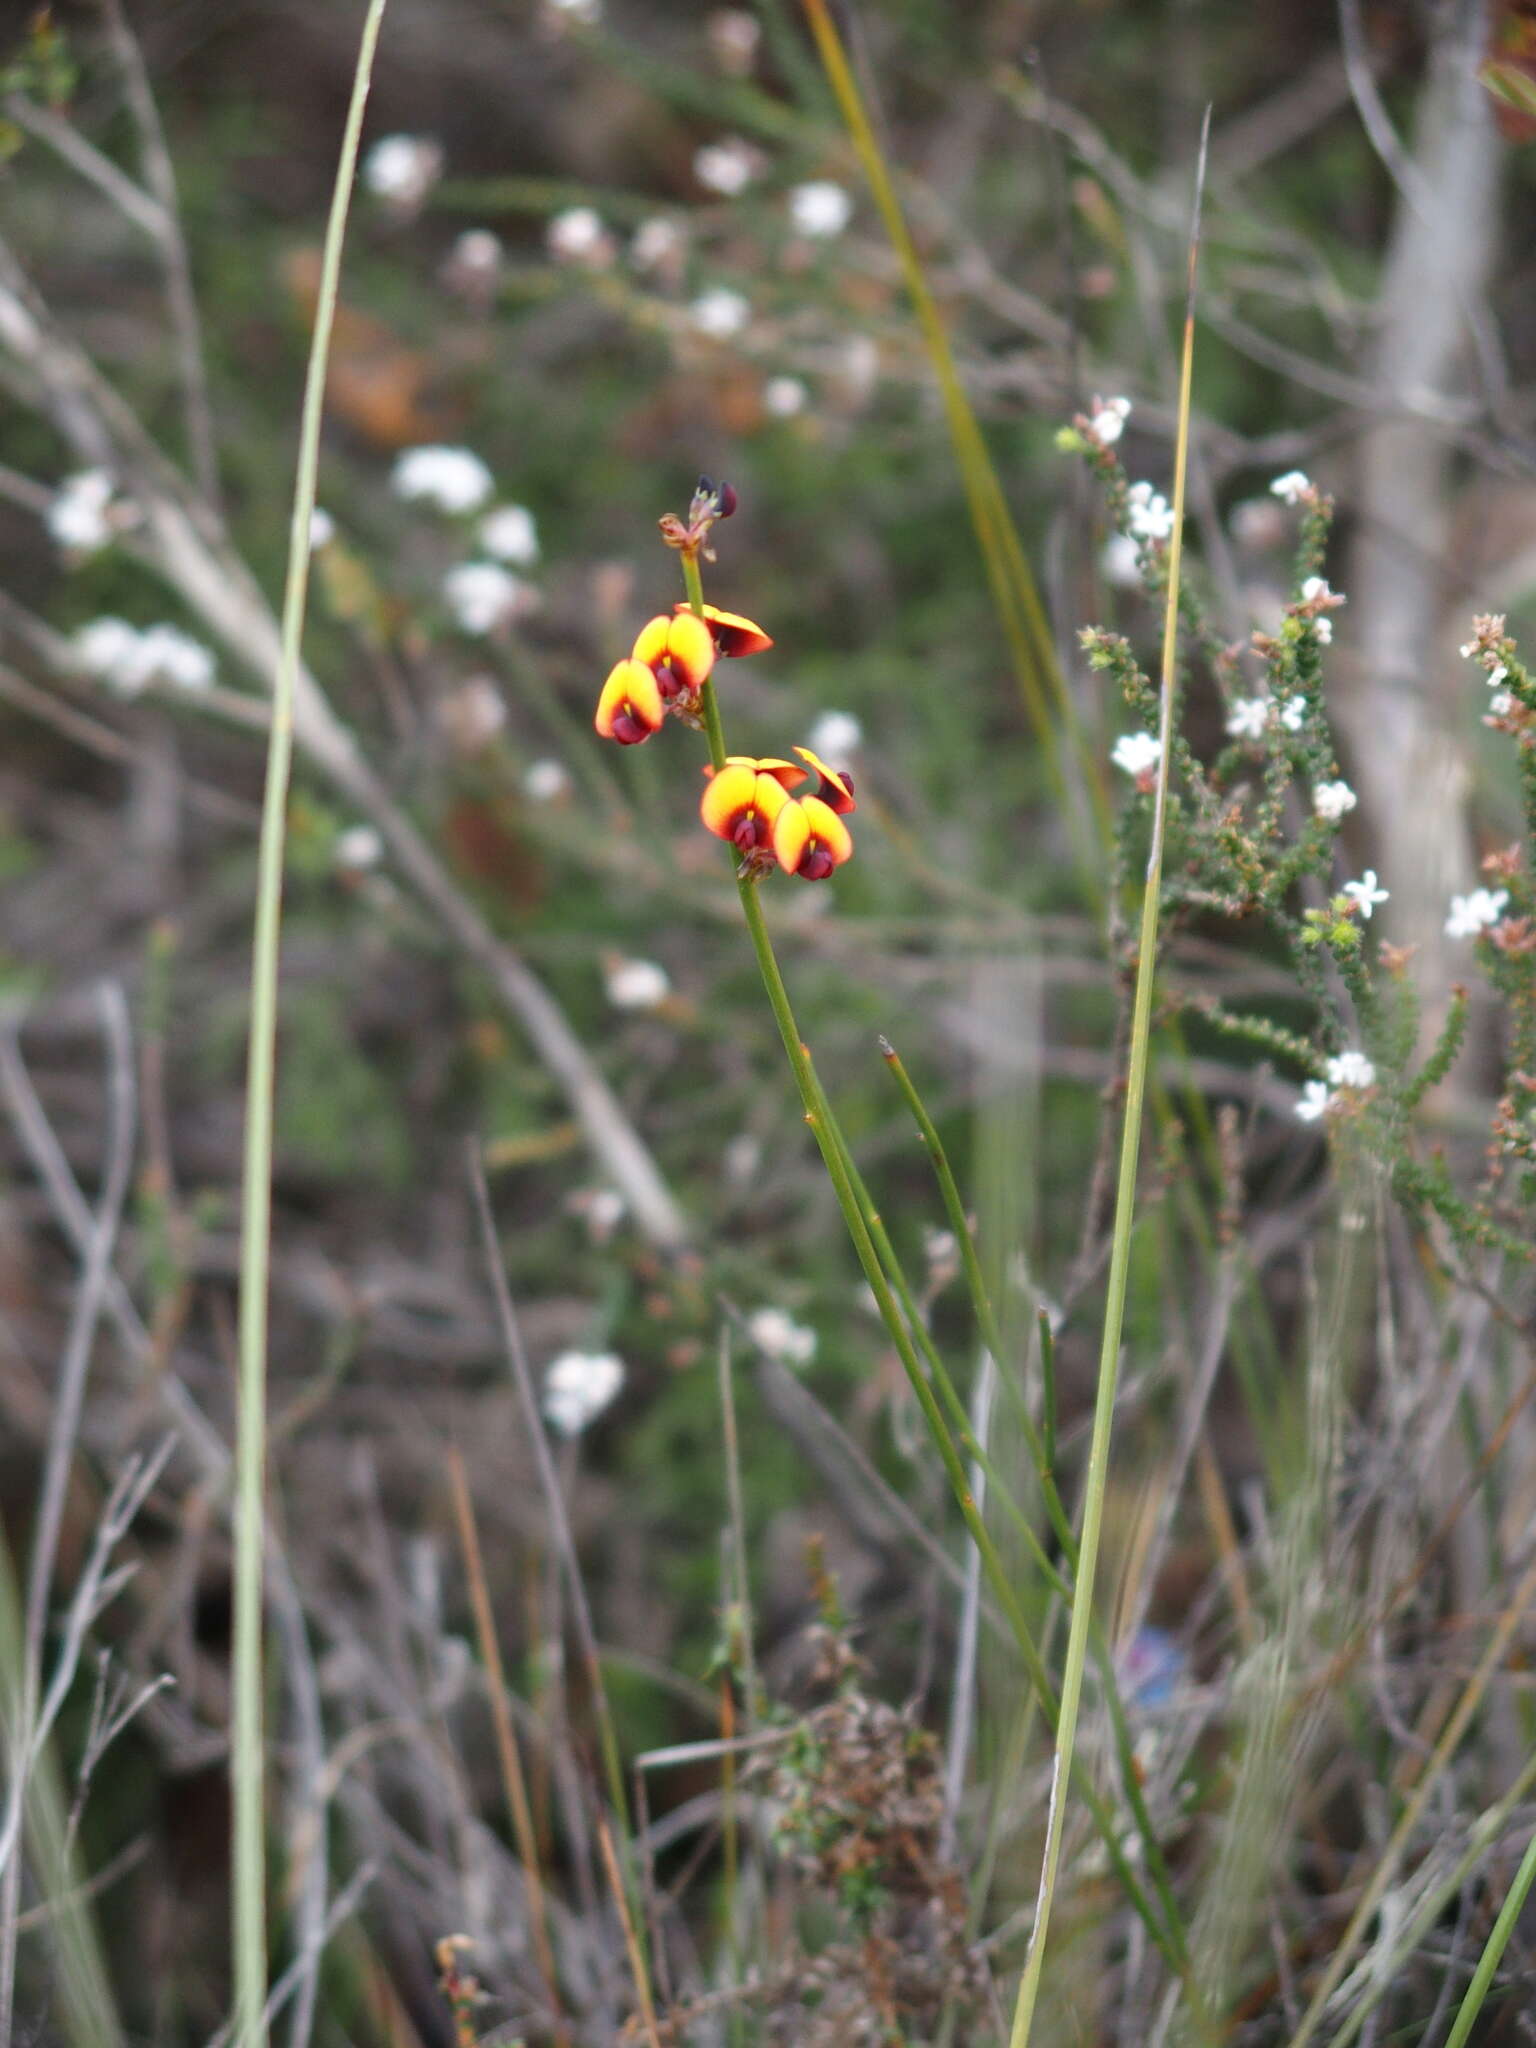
[0, 233, 689, 1251]
[1343, 0, 1501, 1014]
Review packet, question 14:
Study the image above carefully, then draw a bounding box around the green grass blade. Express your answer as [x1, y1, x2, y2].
[232, 6, 387, 2042]
[1434, 1826, 1536, 2046]
[799, 0, 1109, 882]
[1006, 111, 1211, 2048]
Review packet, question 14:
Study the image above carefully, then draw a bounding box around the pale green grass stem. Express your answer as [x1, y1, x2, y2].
[232, 6, 386, 2041]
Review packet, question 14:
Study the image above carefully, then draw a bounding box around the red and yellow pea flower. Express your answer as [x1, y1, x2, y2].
[672, 601, 774, 660]
[595, 610, 717, 743]
[771, 746, 856, 880]
[631, 610, 717, 705]
[700, 746, 855, 881]
[595, 656, 665, 745]
[701, 755, 806, 874]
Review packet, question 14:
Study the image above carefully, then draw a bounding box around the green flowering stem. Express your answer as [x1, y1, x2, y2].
[878, 1037, 1076, 1555]
[687, 553, 1186, 1976]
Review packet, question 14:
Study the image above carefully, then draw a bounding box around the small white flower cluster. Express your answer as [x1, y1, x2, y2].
[1445, 887, 1509, 939]
[566, 1185, 627, 1244]
[439, 676, 508, 753]
[604, 956, 671, 1010]
[694, 136, 764, 196]
[74, 618, 215, 697]
[747, 1305, 817, 1368]
[390, 451, 543, 636]
[1341, 869, 1388, 919]
[631, 216, 686, 275]
[839, 333, 881, 404]
[47, 470, 124, 556]
[1112, 731, 1161, 780]
[707, 9, 761, 75]
[1329, 1050, 1376, 1089]
[1296, 1049, 1377, 1123]
[1126, 480, 1174, 542]
[1225, 696, 1269, 741]
[1460, 621, 1510, 697]
[789, 180, 852, 239]
[806, 709, 862, 761]
[524, 758, 571, 802]
[335, 824, 383, 871]
[1089, 396, 1131, 446]
[1299, 573, 1343, 645]
[1270, 470, 1313, 506]
[392, 445, 494, 514]
[764, 374, 808, 419]
[1313, 780, 1356, 823]
[443, 562, 536, 636]
[1102, 533, 1142, 588]
[478, 503, 539, 566]
[362, 134, 443, 213]
[1226, 692, 1306, 740]
[443, 228, 504, 305]
[542, 1351, 625, 1437]
[690, 287, 750, 339]
[450, 228, 502, 279]
[546, 205, 616, 268]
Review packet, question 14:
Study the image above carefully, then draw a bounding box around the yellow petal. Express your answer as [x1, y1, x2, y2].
[754, 757, 809, 790]
[770, 796, 811, 875]
[664, 612, 716, 691]
[700, 761, 760, 838]
[792, 745, 857, 813]
[801, 795, 854, 865]
[595, 657, 663, 743]
[630, 616, 672, 668]
[675, 602, 774, 658]
[754, 772, 792, 825]
[773, 794, 853, 877]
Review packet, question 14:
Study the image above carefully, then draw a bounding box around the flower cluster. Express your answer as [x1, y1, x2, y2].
[592, 478, 857, 881]
[389, 446, 542, 637]
[47, 469, 129, 556]
[1269, 469, 1314, 507]
[362, 133, 443, 216]
[702, 749, 856, 880]
[1446, 886, 1509, 940]
[1295, 1050, 1377, 1123]
[1296, 573, 1344, 647]
[542, 1350, 625, 1437]
[1073, 406, 1536, 1260]
[1461, 613, 1536, 730]
[74, 617, 216, 697]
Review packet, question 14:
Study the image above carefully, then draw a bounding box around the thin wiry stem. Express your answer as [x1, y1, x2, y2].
[445, 1447, 567, 2042]
[98, 0, 224, 502]
[464, 1146, 653, 2011]
[0, 984, 134, 2046]
[1007, 111, 1212, 2048]
[1284, 1536, 1536, 2048]
[880, 1036, 1073, 1550]
[233, 8, 387, 2042]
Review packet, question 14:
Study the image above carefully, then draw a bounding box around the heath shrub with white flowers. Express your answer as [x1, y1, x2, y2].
[1064, 410, 1536, 1263]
